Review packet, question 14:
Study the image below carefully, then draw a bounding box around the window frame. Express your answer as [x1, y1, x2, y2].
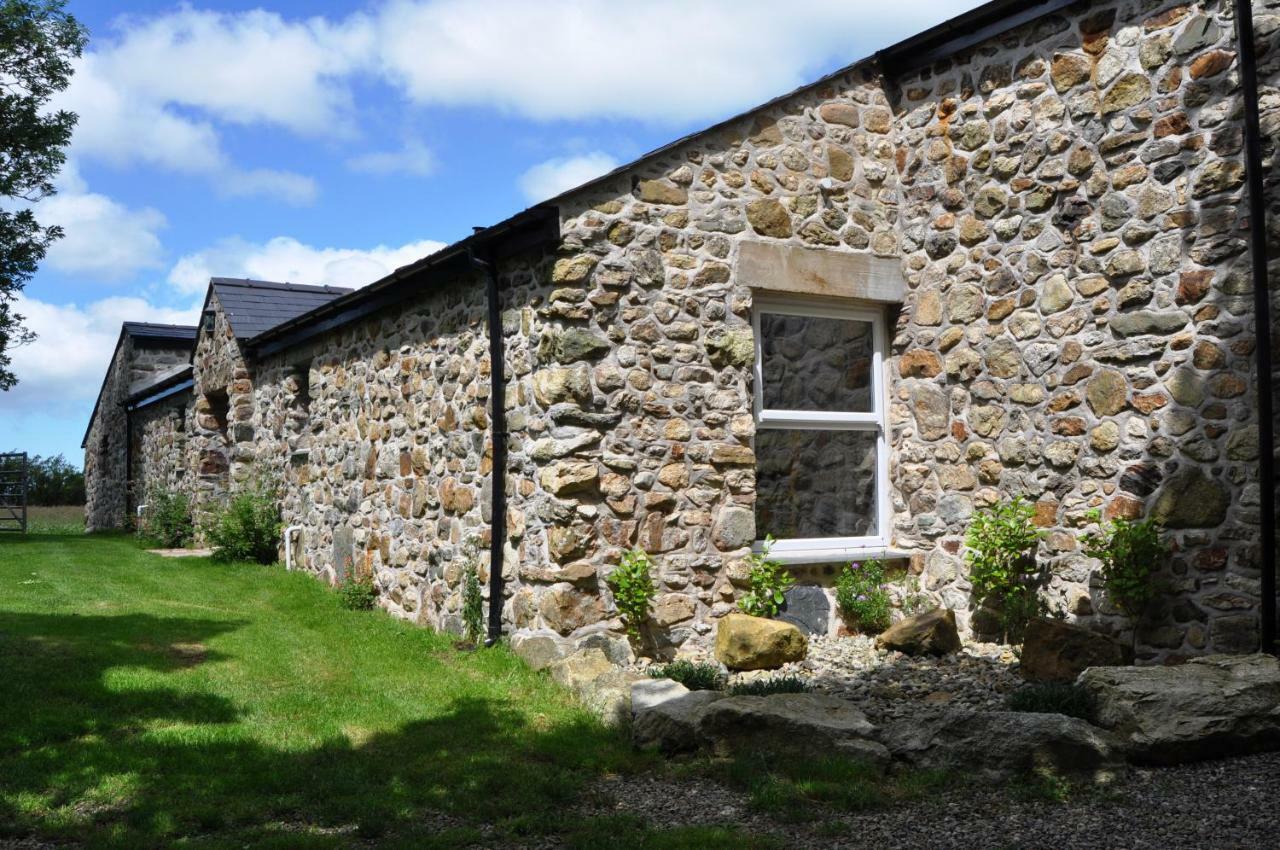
[750, 296, 890, 562]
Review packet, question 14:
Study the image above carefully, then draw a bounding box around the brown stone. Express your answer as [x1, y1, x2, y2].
[638, 179, 688, 205]
[746, 198, 792, 238]
[818, 102, 859, 127]
[439, 477, 474, 513]
[1177, 270, 1213, 304]
[1189, 49, 1235, 79]
[1020, 618, 1131, 683]
[899, 349, 943, 378]
[1086, 369, 1128, 416]
[1050, 53, 1091, 91]
[876, 608, 961, 657]
[540, 460, 599, 496]
[1102, 73, 1152, 114]
[539, 584, 605, 635]
[1105, 495, 1144, 520]
[715, 612, 808, 671]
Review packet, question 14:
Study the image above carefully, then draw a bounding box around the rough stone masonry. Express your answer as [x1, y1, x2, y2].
[85, 0, 1280, 667]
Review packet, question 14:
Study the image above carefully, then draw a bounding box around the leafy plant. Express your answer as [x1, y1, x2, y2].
[460, 542, 485, 645]
[835, 559, 892, 634]
[606, 548, 656, 642]
[738, 535, 794, 618]
[204, 481, 281, 564]
[899, 575, 934, 618]
[727, 675, 811, 696]
[964, 498, 1045, 643]
[1081, 510, 1167, 624]
[338, 572, 377, 611]
[647, 660, 725, 691]
[140, 488, 193, 548]
[1006, 683, 1095, 721]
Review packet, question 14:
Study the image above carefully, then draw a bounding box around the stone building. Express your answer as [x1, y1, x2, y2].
[86, 0, 1279, 664]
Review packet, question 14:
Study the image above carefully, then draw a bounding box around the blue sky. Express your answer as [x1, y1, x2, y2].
[3, 0, 980, 464]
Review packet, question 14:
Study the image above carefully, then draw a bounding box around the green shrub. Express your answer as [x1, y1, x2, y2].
[964, 498, 1045, 643]
[835, 559, 891, 634]
[1081, 511, 1167, 624]
[728, 675, 811, 696]
[461, 543, 485, 645]
[899, 575, 934, 618]
[1006, 683, 1095, 720]
[648, 660, 725, 691]
[140, 488, 193, 547]
[606, 548, 656, 642]
[338, 572, 378, 611]
[738, 535, 794, 618]
[204, 482, 281, 564]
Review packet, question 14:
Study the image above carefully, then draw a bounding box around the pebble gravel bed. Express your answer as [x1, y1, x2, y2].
[579, 751, 1280, 850]
[644, 634, 1027, 721]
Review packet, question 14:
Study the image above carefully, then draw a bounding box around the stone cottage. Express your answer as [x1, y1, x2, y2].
[86, 0, 1279, 664]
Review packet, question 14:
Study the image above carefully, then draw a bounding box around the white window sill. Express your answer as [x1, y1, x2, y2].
[755, 545, 913, 566]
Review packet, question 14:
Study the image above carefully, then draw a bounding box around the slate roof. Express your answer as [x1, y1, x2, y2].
[209, 278, 353, 340]
[121, 322, 198, 342]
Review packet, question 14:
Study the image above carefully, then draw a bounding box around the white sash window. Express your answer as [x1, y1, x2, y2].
[751, 298, 890, 563]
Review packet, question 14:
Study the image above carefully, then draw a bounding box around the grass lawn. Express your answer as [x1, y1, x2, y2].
[0, 530, 778, 849]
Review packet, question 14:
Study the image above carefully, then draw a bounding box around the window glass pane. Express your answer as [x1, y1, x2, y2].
[755, 428, 877, 539]
[760, 312, 874, 412]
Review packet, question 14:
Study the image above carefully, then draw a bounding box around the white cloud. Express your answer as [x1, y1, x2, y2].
[6, 294, 201, 413]
[55, 7, 366, 202]
[518, 152, 619, 202]
[372, 0, 980, 122]
[167, 236, 449, 294]
[38, 191, 166, 280]
[347, 140, 438, 177]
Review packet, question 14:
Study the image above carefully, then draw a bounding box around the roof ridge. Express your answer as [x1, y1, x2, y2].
[210, 277, 354, 294]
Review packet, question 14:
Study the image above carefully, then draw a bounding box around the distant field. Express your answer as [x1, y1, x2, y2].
[23, 505, 84, 534]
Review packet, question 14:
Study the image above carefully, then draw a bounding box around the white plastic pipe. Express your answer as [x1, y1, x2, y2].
[283, 525, 303, 571]
[136, 504, 147, 518]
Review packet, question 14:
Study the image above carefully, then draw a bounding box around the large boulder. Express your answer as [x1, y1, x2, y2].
[548, 648, 642, 727]
[876, 607, 961, 656]
[1078, 653, 1280, 764]
[697, 694, 891, 767]
[880, 710, 1124, 781]
[548, 647, 613, 691]
[1020, 618, 1131, 683]
[630, 679, 726, 753]
[581, 668, 645, 727]
[714, 612, 808, 670]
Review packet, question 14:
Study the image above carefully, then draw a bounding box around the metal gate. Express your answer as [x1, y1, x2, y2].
[0, 452, 28, 532]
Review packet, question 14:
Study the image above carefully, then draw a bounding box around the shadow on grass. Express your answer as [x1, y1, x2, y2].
[0, 607, 773, 850]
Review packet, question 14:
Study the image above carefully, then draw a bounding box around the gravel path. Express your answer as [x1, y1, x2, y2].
[583, 751, 1280, 850]
[4, 752, 1273, 848]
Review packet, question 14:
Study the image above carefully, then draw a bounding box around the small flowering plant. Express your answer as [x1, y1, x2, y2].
[835, 558, 892, 634]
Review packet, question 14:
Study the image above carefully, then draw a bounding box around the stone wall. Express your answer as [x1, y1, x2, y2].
[94, 0, 1278, 660]
[129, 392, 196, 511]
[84, 336, 192, 531]
[189, 301, 255, 526]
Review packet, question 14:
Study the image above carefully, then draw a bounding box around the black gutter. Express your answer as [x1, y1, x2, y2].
[250, 207, 559, 359]
[1234, 0, 1277, 656]
[877, 0, 1076, 77]
[128, 377, 195, 412]
[471, 249, 507, 647]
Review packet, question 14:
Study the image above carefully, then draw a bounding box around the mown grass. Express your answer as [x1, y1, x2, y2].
[0, 531, 780, 849]
[22, 504, 84, 534]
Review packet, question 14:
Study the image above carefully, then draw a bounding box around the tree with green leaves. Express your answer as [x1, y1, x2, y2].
[0, 0, 87, 390]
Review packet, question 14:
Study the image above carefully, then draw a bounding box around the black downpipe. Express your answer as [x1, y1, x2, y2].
[472, 250, 507, 646]
[1234, 0, 1277, 655]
